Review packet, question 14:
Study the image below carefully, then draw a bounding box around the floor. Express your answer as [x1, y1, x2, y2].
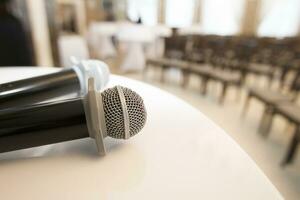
[121, 67, 300, 200]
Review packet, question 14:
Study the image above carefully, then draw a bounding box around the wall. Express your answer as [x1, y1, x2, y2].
[26, 0, 53, 66]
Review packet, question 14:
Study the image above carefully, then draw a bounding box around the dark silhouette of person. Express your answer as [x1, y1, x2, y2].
[136, 16, 142, 24]
[0, 0, 33, 66]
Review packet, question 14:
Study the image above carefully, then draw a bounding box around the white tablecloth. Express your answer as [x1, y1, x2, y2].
[88, 22, 118, 59]
[116, 24, 156, 72]
[58, 35, 90, 67]
[0, 68, 282, 200]
[87, 23, 172, 71]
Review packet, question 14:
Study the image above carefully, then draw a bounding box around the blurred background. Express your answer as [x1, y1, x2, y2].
[0, 0, 300, 199]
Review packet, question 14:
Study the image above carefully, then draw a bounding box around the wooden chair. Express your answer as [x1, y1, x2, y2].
[242, 70, 300, 135]
[187, 64, 213, 94]
[145, 36, 189, 81]
[145, 58, 189, 83]
[210, 70, 242, 104]
[186, 64, 242, 103]
[271, 104, 300, 165]
[245, 63, 275, 85]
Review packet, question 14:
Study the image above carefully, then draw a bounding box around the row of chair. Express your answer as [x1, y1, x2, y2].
[145, 57, 242, 103]
[145, 34, 300, 165]
[243, 71, 300, 166]
[146, 35, 299, 103]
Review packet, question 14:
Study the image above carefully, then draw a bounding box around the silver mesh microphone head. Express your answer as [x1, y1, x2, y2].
[101, 86, 147, 139]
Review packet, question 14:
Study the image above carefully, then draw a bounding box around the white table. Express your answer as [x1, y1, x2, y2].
[116, 24, 156, 72]
[0, 68, 282, 200]
[88, 22, 118, 59]
[58, 35, 90, 67]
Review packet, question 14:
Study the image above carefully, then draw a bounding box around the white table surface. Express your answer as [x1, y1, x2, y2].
[0, 67, 282, 200]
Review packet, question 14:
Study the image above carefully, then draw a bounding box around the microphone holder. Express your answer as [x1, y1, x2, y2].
[83, 77, 107, 155]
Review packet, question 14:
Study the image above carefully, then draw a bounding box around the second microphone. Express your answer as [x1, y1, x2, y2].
[0, 59, 110, 108]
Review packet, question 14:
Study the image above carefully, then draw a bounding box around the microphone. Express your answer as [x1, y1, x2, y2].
[0, 78, 147, 155]
[0, 59, 110, 108]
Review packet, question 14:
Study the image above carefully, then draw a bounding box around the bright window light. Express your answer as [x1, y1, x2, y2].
[201, 0, 245, 35]
[258, 0, 300, 37]
[165, 0, 195, 28]
[127, 0, 158, 25]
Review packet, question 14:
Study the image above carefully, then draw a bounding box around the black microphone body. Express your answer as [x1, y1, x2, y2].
[0, 68, 80, 108]
[0, 97, 89, 153]
[0, 60, 110, 109]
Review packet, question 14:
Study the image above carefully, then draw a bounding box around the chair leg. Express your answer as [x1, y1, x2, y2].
[267, 74, 274, 89]
[242, 93, 252, 117]
[235, 85, 242, 103]
[240, 71, 247, 85]
[283, 121, 294, 135]
[281, 126, 299, 166]
[279, 68, 288, 89]
[181, 71, 189, 88]
[200, 77, 208, 95]
[219, 83, 228, 104]
[265, 76, 270, 88]
[160, 66, 166, 83]
[143, 63, 150, 78]
[258, 106, 274, 137]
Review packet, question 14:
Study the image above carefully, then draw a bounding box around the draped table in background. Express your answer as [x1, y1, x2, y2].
[88, 22, 172, 72]
[116, 24, 156, 72]
[88, 22, 119, 59]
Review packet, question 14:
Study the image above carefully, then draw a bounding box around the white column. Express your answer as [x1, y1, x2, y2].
[26, 0, 53, 66]
[75, 0, 87, 35]
[240, 0, 261, 36]
[158, 0, 166, 24]
[193, 0, 202, 24]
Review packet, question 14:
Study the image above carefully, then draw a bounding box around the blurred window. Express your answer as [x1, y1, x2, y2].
[201, 0, 245, 35]
[258, 0, 300, 37]
[127, 0, 158, 25]
[165, 0, 195, 27]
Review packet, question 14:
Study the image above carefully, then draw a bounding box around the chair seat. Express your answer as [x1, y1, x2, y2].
[146, 58, 189, 69]
[189, 64, 213, 76]
[249, 88, 293, 105]
[190, 65, 241, 84]
[276, 104, 300, 124]
[247, 64, 274, 76]
[212, 71, 241, 84]
[166, 59, 189, 70]
[146, 57, 168, 65]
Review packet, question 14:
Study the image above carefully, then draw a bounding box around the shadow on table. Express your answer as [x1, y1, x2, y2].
[0, 137, 126, 163]
[0, 139, 146, 199]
